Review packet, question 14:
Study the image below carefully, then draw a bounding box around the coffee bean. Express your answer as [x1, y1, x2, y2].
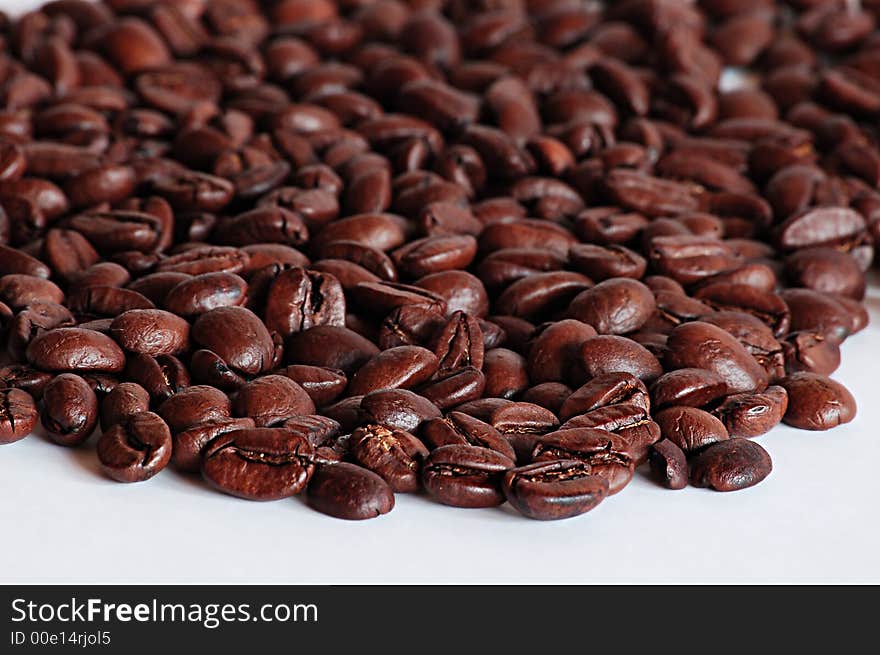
[503, 460, 609, 520]
[40, 374, 98, 447]
[655, 406, 730, 455]
[422, 444, 513, 508]
[649, 440, 689, 490]
[231, 375, 315, 427]
[109, 309, 190, 357]
[96, 412, 172, 483]
[101, 382, 151, 431]
[202, 427, 315, 500]
[780, 372, 857, 430]
[689, 439, 773, 492]
[0, 388, 38, 445]
[306, 462, 394, 520]
[27, 328, 126, 373]
[350, 424, 428, 493]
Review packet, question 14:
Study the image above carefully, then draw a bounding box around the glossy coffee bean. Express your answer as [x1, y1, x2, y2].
[779, 373, 857, 430]
[350, 424, 428, 493]
[422, 444, 514, 508]
[0, 388, 38, 445]
[307, 463, 394, 520]
[202, 428, 315, 501]
[689, 438, 773, 492]
[655, 406, 730, 455]
[649, 440, 688, 490]
[503, 460, 609, 520]
[97, 412, 172, 483]
[40, 374, 98, 447]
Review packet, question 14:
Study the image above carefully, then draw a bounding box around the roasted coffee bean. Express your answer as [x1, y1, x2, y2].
[27, 328, 126, 373]
[712, 386, 789, 439]
[347, 346, 438, 396]
[664, 322, 769, 394]
[432, 311, 484, 372]
[780, 372, 857, 431]
[649, 440, 688, 490]
[163, 272, 248, 316]
[521, 382, 573, 415]
[202, 428, 315, 501]
[231, 375, 315, 427]
[503, 460, 609, 520]
[40, 374, 98, 447]
[359, 388, 441, 433]
[417, 366, 486, 410]
[306, 463, 394, 520]
[277, 365, 347, 408]
[689, 438, 773, 492]
[264, 267, 346, 337]
[655, 406, 730, 455]
[350, 424, 428, 493]
[567, 279, 655, 335]
[286, 325, 379, 375]
[532, 428, 636, 495]
[422, 444, 513, 509]
[421, 412, 516, 461]
[109, 309, 190, 357]
[125, 354, 190, 403]
[527, 319, 597, 384]
[0, 388, 38, 445]
[97, 412, 172, 483]
[782, 332, 840, 376]
[578, 335, 663, 383]
[100, 382, 151, 431]
[192, 307, 276, 376]
[0, 365, 53, 399]
[560, 373, 649, 420]
[651, 369, 729, 410]
[172, 418, 256, 473]
[157, 385, 231, 434]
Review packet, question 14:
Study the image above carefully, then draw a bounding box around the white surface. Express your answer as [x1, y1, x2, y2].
[0, 0, 877, 584]
[1, 285, 878, 585]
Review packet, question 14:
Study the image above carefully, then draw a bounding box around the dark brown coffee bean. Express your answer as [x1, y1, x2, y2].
[567, 278, 656, 335]
[97, 412, 172, 483]
[109, 309, 190, 357]
[664, 321, 769, 393]
[27, 327, 126, 373]
[649, 440, 688, 490]
[651, 368, 729, 410]
[124, 354, 190, 403]
[0, 365, 53, 399]
[264, 267, 346, 337]
[0, 387, 38, 445]
[422, 411, 516, 462]
[306, 462, 394, 520]
[712, 385, 788, 439]
[779, 372, 857, 431]
[689, 438, 772, 492]
[359, 388, 441, 433]
[163, 272, 248, 316]
[285, 325, 379, 375]
[157, 385, 231, 434]
[192, 307, 276, 376]
[231, 375, 316, 427]
[532, 428, 636, 495]
[655, 406, 730, 455]
[202, 427, 315, 500]
[347, 346, 438, 396]
[101, 382, 151, 432]
[559, 372, 650, 422]
[40, 373, 98, 447]
[350, 424, 428, 493]
[276, 365, 347, 408]
[578, 335, 663, 383]
[172, 418, 256, 473]
[422, 444, 513, 508]
[503, 460, 609, 520]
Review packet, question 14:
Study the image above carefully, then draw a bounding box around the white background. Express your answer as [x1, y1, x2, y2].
[1, 0, 878, 584]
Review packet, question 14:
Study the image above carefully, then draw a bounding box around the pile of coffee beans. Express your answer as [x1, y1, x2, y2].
[0, 0, 871, 520]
